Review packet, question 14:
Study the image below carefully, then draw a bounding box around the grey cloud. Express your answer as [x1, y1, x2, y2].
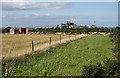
[2, 2, 71, 11]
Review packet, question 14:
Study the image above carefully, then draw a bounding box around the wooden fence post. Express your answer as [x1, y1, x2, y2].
[49, 37, 51, 48]
[32, 40, 34, 51]
[60, 34, 61, 43]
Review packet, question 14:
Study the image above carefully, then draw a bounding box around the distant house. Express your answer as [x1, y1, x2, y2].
[67, 21, 75, 28]
[61, 21, 76, 29]
[10, 28, 20, 34]
[61, 24, 67, 29]
[10, 28, 29, 34]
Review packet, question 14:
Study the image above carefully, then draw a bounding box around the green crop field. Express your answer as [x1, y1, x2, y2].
[3, 35, 116, 76]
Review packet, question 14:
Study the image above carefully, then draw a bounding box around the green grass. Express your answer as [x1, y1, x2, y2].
[6, 35, 115, 76]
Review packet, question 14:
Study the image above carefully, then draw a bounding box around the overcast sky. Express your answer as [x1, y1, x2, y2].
[1, 0, 118, 27]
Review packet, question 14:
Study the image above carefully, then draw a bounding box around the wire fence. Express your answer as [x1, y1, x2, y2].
[2, 34, 88, 59]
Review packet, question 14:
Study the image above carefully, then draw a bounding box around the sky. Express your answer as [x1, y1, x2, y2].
[1, 0, 119, 27]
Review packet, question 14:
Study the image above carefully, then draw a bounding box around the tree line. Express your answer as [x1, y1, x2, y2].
[30, 27, 111, 34]
[2, 26, 111, 34]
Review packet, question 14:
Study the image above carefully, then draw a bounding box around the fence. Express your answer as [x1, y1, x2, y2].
[2, 34, 88, 59]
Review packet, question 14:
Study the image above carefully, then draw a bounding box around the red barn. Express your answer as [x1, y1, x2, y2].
[19, 28, 29, 34]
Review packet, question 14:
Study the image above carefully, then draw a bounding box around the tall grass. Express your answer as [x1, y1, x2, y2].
[2, 34, 72, 58]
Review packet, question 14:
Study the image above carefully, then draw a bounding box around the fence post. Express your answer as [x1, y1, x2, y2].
[32, 40, 34, 51]
[49, 37, 52, 48]
[60, 34, 61, 43]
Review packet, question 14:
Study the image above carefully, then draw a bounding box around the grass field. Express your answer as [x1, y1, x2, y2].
[5, 35, 115, 76]
[2, 34, 77, 58]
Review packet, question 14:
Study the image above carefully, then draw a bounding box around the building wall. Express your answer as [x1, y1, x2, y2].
[14, 29, 20, 34]
[26, 28, 29, 34]
[19, 28, 29, 34]
[19, 28, 22, 33]
[10, 28, 14, 34]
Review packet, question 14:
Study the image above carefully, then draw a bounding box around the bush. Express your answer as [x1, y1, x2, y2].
[81, 26, 120, 77]
[81, 63, 104, 78]
[110, 27, 120, 55]
[81, 59, 120, 77]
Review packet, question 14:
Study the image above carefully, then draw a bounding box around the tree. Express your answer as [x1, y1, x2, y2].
[110, 27, 120, 54]
[2, 27, 11, 33]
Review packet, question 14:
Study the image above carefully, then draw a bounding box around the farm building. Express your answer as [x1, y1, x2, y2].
[10, 28, 29, 34]
[19, 28, 29, 34]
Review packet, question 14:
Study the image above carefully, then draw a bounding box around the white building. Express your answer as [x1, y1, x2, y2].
[10, 28, 14, 34]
